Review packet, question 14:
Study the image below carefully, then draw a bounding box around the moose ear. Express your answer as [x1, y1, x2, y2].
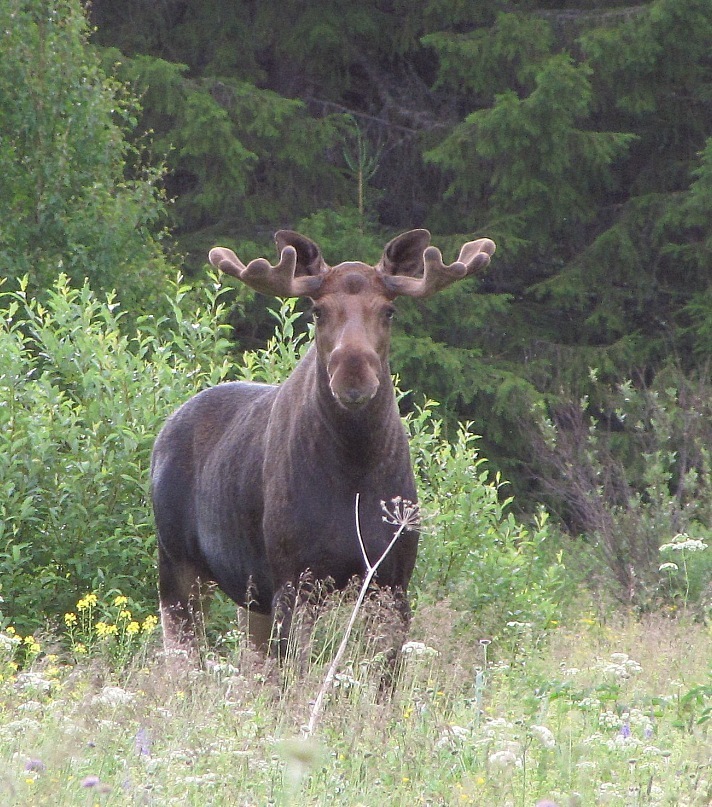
[379, 229, 432, 277]
[275, 230, 326, 277]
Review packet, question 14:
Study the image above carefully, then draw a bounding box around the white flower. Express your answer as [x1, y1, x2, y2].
[659, 533, 708, 553]
[0, 632, 20, 655]
[531, 724, 556, 749]
[401, 641, 439, 657]
[488, 749, 520, 769]
[92, 686, 134, 706]
[333, 672, 360, 689]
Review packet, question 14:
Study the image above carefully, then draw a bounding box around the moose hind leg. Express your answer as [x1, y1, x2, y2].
[158, 547, 212, 657]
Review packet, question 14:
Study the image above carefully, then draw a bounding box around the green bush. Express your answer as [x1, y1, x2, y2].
[408, 404, 570, 636]
[0, 275, 232, 633]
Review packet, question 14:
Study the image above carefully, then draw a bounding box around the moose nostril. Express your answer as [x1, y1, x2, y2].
[333, 385, 378, 409]
[341, 388, 371, 405]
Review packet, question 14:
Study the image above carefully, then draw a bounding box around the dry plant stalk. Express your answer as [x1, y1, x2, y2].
[302, 494, 417, 737]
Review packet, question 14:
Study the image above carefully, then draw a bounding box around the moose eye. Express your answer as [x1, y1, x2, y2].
[311, 306, 323, 323]
[384, 306, 396, 321]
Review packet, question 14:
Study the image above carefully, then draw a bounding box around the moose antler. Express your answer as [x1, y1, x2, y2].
[381, 237, 496, 299]
[208, 245, 325, 298]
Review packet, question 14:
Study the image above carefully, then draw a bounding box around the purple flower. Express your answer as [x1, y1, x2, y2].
[619, 722, 631, 739]
[135, 726, 152, 756]
[25, 758, 46, 772]
[81, 775, 101, 788]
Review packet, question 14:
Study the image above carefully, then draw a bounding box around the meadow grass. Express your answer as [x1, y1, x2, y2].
[0, 598, 710, 806]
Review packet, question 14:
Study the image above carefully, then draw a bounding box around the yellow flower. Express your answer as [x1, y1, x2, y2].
[64, 612, 77, 626]
[126, 621, 140, 635]
[113, 595, 128, 607]
[141, 615, 158, 633]
[95, 621, 118, 637]
[118, 609, 132, 621]
[77, 593, 98, 611]
[6, 626, 16, 636]
[73, 643, 87, 655]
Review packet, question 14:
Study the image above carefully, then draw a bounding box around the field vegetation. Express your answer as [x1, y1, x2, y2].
[0, 2, 711, 804]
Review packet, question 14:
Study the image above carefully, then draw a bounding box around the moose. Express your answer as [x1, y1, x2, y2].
[151, 229, 495, 658]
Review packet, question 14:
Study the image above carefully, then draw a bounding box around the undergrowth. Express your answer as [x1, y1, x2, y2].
[0, 598, 710, 806]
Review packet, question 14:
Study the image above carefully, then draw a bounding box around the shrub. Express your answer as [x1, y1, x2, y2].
[527, 369, 712, 609]
[408, 404, 571, 637]
[0, 275, 231, 633]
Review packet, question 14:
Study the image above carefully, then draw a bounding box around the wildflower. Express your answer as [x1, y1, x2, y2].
[333, 672, 360, 689]
[142, 615, 159, 633]
[126, 621, 141, 635]
[401, 641, 439, 657]
[113, 595, 129, 607]
[659, 533, 707, 553]
[72, 642, 87, 655]
[81, 775, 101, 788]
[599, 710, 623, 730]
[488, 749, 520, 769]
[0, 631, 20, 654]
[93, 686, 134, 706]
[380, 497, 420, 530]
[22, 636, 41, 654]
[95, 621, 118, 638]
[76, 593, 98, 611]
[531, 724, 556, 749]
[135, 727, 152, 756]
[118, 609, 132, 621]
[63, 612, 77, 627]
[658, 562, 679, 572]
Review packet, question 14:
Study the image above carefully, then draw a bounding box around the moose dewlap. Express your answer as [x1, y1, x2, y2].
[151, 229, 495, 655]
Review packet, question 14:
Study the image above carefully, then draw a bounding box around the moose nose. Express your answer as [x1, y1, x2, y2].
[338, 387, 377, 408]
[327, 345, 381, 409]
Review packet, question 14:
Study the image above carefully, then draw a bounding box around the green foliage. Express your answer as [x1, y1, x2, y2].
[527, 367, 712, 608]
[423, 12, 554, 100]
[0, 275, 232, 634]
[101, 50, 348, 250]
[408, 404, 570, 633]
[426, 52, 634, 246]
[0, 0, 169, 308]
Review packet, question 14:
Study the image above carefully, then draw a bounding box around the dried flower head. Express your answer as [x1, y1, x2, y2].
[380, 497, 420, 530]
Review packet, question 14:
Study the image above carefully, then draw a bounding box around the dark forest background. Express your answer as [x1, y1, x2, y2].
[2, 0, 711, 612]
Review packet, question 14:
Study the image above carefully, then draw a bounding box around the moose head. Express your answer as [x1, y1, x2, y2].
[209, 229, 495, 411]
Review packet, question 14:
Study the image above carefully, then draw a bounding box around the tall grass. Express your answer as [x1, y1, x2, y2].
[0, 601, 710, 805]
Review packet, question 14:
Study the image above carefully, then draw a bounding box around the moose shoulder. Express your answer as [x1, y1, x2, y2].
[151, 229, 495, 654]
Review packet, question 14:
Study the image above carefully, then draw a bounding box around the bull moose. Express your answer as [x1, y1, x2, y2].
[151, 229, 495, 657]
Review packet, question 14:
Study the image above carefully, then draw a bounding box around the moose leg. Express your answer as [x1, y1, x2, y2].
[363, 585, 412, 695]
[236, 607, 273, 652]
[158, 546, 212, 658]
[270, 581, 297, 662]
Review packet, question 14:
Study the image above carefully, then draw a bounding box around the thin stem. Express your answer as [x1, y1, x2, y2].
[303, 496, 406, 738]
